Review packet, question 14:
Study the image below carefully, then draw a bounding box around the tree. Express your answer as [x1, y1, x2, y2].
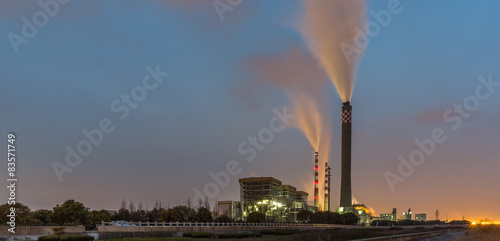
[91, 209, 111, 225]
[128, 201, 135, 213]
[247, 212, 265, 223]
[203, 197, 210, 211]
[196, 207, 213, 222]
[329, 212, 346, 225]
[297, 210, 312, 223]
[52, 200, 91, 225]
[0, 203, 31, 225]
[342, 212, 359, 225]
[311, 211, 328, 224]
[214, 215, 233, 223]
[30, 209, 53, 225]
[161, 206, 196, 222]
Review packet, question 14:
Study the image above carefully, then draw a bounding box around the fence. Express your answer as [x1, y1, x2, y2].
[99, 221, 335, 228]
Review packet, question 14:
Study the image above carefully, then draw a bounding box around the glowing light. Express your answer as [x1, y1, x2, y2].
[315, 167, 318, 170]
[314, 196, 318, 199]
[471, 222, 476, 225]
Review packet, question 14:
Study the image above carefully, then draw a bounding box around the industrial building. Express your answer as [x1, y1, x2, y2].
[403, 208, 412, 220]
[239, 177, 309, 222]
[217, 201, 241, 221]
[415, 213, 427, 221]
[380, 208, 397, 221]
[352, 204, 374, 225]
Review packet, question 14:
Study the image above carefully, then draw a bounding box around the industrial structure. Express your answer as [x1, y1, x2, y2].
[217, 201, 241, 221]
[314, 152, 319, 208]
[403, 208, 412, 220]
[380, 208, 397, 221]
[324, 162, 331, 212]
[415, 213, 427, 221]
[352, 204, 374, 225]
[340, 102, 353, 209]
[239, 177, 310, 222]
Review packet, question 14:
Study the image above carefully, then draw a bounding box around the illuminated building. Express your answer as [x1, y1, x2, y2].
[415, 213, 426, 221]
[380, 208, 397, 221]
[239, 177, 309, 222]
[403, 208, 412, 220]
[352, 204, 374, 225]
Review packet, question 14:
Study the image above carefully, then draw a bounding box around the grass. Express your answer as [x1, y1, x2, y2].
[99, 226, 467, 241]
[456, 224, 500, 241]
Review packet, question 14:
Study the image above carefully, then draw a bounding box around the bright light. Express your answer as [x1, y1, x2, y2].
[471, 222, 476, 225]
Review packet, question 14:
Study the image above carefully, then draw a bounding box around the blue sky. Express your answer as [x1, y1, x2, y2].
[1, 0, 500, 221]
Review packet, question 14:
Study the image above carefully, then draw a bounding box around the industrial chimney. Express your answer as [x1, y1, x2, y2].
[340, 102, 352, 208]
[314, 152, 319, 208]
[324, 162, 331, 212]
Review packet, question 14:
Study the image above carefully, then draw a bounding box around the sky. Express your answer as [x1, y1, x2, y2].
[1, 0, 499, 222]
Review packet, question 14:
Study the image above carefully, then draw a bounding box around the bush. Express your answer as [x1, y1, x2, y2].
[98, 231, 173, 239]
[184, 232, 262, 239]
[219, 233, 262, 239]
[214, 215, 233, 223]
[38, 235, 94, 241]
[261, 229, 300, 235]
[190, 232, 214, 238]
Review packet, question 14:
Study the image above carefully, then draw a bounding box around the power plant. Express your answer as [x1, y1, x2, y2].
[340, 101, 353, 209]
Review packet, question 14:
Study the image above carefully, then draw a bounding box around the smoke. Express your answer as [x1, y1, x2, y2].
[300, 0, 367, 102]
[241, 46, 332, 207]
[242, 46, 330, 151]
[289, 92, 321, 150]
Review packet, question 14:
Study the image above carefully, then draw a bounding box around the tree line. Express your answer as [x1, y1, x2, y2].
[295, 210, 360, 225]
[0, 198, 231, 229]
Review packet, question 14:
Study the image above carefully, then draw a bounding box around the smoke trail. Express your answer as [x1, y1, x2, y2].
[289, 92, 321, 150]
[241, 46, 332, 207]
[242, 46, 330, 150]
[300, 0, 367, 102]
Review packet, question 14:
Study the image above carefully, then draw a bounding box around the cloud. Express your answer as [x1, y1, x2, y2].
[413, 102, 484, 124]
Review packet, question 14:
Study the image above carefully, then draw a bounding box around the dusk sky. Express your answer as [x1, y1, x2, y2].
[1, 0, 499, 222]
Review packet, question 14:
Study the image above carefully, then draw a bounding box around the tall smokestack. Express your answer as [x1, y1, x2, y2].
[324, 162, 331, 212]
[314, 151, 319, 208]
[340, 102, 352, 208]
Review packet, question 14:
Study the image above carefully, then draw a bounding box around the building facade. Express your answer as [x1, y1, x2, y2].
[403, 208, 412, 220]
[239, 177, 309, 222]
[217, 201, 241, 221]
[415, 213, 427, 221]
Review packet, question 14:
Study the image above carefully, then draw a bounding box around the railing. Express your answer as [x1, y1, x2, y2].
[99, 221, 333, 228]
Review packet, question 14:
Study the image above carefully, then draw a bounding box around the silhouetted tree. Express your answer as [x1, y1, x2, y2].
[196, 207, 213, 222]
[0, 203, 31, 225]
[203, 197, 210, 211]
[52, 200, 91, 225]
[30, 209, 53, 225]
[297, 210, 312, 223]
[214, 215, 233, 223]
[311, 211, 328, 224]
[342, 212, 359, 225]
